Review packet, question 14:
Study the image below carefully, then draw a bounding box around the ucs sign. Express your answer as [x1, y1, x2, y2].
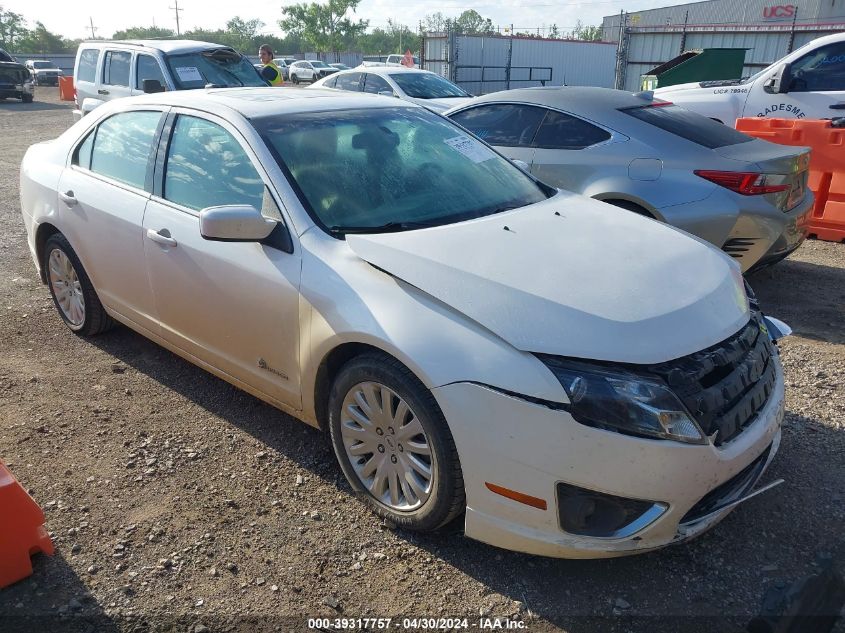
[763, 5, 797, 19]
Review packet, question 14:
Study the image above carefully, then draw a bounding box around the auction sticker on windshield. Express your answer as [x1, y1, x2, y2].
[444, 135, 494, 163]
[175, 67, 203, 83]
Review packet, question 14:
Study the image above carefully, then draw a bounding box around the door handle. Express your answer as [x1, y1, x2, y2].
[59, 190, 77, 206]
[97, 89, 110, 95]
[146, 229, 177, 247]
[829, 103, 845, 110]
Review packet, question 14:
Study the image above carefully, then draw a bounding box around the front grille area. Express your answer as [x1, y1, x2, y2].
[680, 441, 772, 524]
[646, 314, 777, 446]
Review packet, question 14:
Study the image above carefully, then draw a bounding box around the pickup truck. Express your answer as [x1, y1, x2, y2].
[655, 32, 845, 125]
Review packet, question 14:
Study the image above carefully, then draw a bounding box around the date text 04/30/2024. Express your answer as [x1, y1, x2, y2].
[307, 617, 527, 630]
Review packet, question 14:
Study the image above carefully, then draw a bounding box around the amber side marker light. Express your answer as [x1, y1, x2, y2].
[485, 482, 547, 510]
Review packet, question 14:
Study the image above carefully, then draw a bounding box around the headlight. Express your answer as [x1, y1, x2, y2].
[539, 357, 706, 444]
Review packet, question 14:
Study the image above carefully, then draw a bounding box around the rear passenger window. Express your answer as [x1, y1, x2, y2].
[77, 49, 99, 83]
[164, 116, 264, 212]
[90, 111, 162, 189]
[103, 51, 131, 86]
[336, 72, 361, 91]
[532, 110, 611, 149]
[73, 131, 95, 169]
[363, 74, 391, 94]
[622, 104, 753, 149]
[136, 54, 166, 90]
[449, 104, 546, 147]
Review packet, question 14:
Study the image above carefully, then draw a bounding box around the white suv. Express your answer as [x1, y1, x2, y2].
[72, 39, 267, 121]
[25, 60, 62, 86]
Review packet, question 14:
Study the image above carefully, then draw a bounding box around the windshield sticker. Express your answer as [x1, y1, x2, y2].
[443, 135, 494, 163]
[175, 66, 203, 83]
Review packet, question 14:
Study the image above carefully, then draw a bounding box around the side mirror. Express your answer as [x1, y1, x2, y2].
[378, 89, 398, 98]
[199, 205, 277, 242]
[763, 63, 792, 94]
[511, 159, 530, 171]
[143, 79, 165, 93]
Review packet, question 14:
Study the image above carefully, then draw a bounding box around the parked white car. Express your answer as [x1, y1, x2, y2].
[656, 32, 845, 124]
[72, 40, 266, 121]
[25, 59, 62, 86]
[312, 66, 472, 113]
[288, 59, 337, 84]
[20, 87, 788, 558]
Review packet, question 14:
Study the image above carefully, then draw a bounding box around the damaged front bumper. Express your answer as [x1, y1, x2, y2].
[432, 320, 789, 559]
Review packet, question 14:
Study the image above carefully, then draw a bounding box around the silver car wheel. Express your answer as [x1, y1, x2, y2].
[48, 248, 85, 327]
[340, 381, 435, 511]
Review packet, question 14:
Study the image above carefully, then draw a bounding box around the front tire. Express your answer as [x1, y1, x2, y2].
[44, 233, 114, 336]
[328, 352, 465, 531]
[21, 94, 33, 103]
[291, 74, 299, 84]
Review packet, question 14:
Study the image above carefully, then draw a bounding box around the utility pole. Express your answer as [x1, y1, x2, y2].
[88, 17, 98, 39]
[170, 0, 183, 36]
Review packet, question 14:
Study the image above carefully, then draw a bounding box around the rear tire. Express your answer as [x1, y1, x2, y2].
[44, 233, 115, 336]
[21, 94, 33, 103]
[328, 352, 465, 532]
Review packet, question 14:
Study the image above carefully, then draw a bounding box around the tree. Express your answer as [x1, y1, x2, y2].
[454, 10, 494, 35]
[423, 12, 450, 34]
[572, 20, 603, 41]
[547, 24, 560, 39]
[279, 0, 368, 55]
[16, 22, 74, 53]
[112, 25, 176, 39]
[0, 6, 28, 49]
[225, 16, 264, 52]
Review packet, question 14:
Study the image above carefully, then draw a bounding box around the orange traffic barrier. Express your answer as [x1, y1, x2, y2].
[736, 117, 845, 243]
[58, 76, 75, 102]
[0, 460, 54, 588]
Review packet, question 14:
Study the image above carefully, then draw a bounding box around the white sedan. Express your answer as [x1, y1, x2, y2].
[311, 66, 473, 113]
[20, 87, 787, 558]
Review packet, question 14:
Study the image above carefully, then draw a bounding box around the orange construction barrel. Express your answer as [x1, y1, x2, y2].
[0, 460, 54, 588]
[736, 117, 845, 243]
[58, 76, 75, 102]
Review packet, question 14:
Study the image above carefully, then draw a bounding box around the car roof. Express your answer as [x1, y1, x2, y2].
[355, 66, 430, 76]
[79, 39, 232, 55]
[126, 86, 420, 118]
[466, 86, 655, 112]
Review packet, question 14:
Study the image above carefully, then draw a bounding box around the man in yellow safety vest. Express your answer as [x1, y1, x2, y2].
[258, 44, 284, 86]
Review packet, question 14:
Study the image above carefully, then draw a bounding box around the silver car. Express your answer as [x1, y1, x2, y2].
[446, 87, 813, 272]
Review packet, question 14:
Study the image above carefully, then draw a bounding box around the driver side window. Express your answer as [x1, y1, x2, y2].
[164, 115, 264, 212]
[789, 43, 845, 92]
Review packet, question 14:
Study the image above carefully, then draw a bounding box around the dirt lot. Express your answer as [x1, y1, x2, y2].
[0, 89, 843, 633]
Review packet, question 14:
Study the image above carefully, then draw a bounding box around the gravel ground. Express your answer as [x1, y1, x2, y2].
[0, 90, 843, 633]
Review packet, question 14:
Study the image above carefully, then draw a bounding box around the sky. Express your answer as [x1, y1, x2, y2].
[2, 0, 677, 41]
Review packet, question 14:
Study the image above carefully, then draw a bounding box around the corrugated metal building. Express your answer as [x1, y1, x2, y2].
[422, 33, 617, 95]
[604, 0, 845, 91]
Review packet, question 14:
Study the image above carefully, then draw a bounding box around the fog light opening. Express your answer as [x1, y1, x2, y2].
[557, 483, 666, 538]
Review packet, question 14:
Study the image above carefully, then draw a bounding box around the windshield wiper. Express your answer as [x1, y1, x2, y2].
[329, 220, 440, 234]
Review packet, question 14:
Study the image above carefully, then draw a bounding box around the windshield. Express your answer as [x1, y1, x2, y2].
[165, 49, 266, 89]
[389, 72, 469, 98]
[33, 61, 57, 69]
[253, 107, 549, 235]
[310, 60, 329, 68]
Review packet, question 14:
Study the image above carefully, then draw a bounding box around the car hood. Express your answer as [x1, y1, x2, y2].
[346, 192, 750, 364]
[410, 96, 473, 112]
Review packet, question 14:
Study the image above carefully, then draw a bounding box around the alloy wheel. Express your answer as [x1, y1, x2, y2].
[48, 248, 85, 327]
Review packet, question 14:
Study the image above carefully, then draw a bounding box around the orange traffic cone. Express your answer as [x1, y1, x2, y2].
[0, 460, 54, 589]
